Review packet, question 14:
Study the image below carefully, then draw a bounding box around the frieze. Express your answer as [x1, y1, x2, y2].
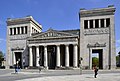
[11, 47, 24, 51]
[41, 32, 63, 37]
[28, 38, 77, 44]
[87, 42, 106, 48]
[84, 28, 109, 35]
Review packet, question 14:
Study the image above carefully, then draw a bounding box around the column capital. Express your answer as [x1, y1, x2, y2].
[73, 44, 78, 46]
[29, 46, 32, 48]
[65, 44, 69, 46]
[43, 45, 47, 47]
[56, 44, 60, 46]
[36, 45, 39, 48]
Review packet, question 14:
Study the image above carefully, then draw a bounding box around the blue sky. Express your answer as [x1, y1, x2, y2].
[0, 0, 120, 55]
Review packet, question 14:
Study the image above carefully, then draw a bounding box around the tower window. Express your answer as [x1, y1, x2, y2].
[90, 20, 93, 28]
[14, 28, 16, 35]
[10, 28, 12, 35]
[95, 19, 99, 28]
[21, 27, 24, 34]
[101, 19, 104, 28]
[84, 20, 88, 29]
[106, 18, 110, 27]
[25, 26, 27, 34]
[17, 27, 20, 34]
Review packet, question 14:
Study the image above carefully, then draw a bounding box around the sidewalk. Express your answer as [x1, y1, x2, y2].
[16, 73, 120, 81]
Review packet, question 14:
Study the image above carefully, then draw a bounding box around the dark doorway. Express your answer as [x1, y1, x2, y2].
[15, 52, 22, 68]
[47, 45, 56, 69]
[92, 49, 103, 69]
[39, 46, 44, 66]
[69, 44, 73, 66]
[60, 45, 65, 66]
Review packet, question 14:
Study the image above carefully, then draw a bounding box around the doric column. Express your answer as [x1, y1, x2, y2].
[36, 46, 39, 66]
[44, 45, 48, 69]
[73, 44, 78, 67]
[13, 52, 16, 65]
[104, 19, 106, 27]
[65, 44, 69, 67]
[29, 46, 33, 66]
[93, 20, 95, 28]
[56, 45, 60, 67]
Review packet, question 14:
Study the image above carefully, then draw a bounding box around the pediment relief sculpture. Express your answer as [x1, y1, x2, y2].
[30, 29, 76, 39]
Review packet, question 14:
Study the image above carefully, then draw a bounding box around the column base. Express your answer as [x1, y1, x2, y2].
[73, 66, 78, 68]
[44, 66, 48, 70]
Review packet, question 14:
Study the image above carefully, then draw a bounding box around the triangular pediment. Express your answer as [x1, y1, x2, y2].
[30, 29, 76, 39]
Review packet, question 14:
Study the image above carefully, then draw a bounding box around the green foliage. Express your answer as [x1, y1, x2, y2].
[92, 57, 99, 67]
[116, 55, 119, 63]
[0, 51, 4, 66]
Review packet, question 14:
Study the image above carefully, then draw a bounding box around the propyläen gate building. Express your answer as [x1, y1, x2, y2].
[6, 6, 116, 69]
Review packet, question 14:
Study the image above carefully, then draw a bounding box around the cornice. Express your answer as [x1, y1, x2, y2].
[80, 6, 116, 17]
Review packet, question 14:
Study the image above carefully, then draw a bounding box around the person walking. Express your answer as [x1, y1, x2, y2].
[93, 65, 98, 78]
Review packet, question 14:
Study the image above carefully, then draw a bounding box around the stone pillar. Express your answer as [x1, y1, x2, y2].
[44, 45, 48, 69]
[99, 19, 101, 28]
[104, 19, 106, 27]
[88, 20, 90, 28]
[65, 44, 69, 67]
[93, 20, 95, 28]
[36, 46, 39, 66]
[29, 46, 33, 66]
[56, 45, 60, 67]
[12, 28, 14, 35]
[13, 52, 16, 65]
[73, 44, 78, 67]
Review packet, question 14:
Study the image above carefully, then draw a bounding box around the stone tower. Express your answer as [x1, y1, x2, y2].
[6, 16, 42, 69]
[79, 5, 116, 69]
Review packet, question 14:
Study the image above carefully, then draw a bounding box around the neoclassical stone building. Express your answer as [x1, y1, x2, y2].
[6, 5, 116, 69]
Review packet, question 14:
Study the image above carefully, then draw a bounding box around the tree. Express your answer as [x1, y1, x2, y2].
[92, 57, 99, 67]
[116, 52, 120, 67]
[0, 51, 4, 66]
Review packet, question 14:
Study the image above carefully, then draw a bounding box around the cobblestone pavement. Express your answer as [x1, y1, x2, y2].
[16, 72, 120, 81]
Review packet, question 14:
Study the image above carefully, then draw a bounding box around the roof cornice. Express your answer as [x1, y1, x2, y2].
[80, 5, 116, 17]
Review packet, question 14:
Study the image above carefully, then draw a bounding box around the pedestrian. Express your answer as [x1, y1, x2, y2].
[14, 63, 18, 73]
[93, 65, 98, 78]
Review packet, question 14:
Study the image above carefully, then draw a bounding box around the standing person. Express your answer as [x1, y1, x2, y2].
[93, 65, 98, 78]
[14, 63, 17, 73]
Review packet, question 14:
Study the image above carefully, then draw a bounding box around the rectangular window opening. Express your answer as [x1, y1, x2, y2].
[106, 18, 110, 27]
[101, 19, 104, 28]
[95, 19, 99, 28]
[17, 27, 20, 34]
[84, 20, 88, 29]
[25, 26, 27, 34]
[21, 27, 24, 34]
[14, 28, 16, 35]
[90, 20, 93, 28]
[10, 28, 12, 35]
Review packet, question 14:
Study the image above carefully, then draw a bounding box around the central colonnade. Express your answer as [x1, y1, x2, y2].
[29, 44, 78, 69]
